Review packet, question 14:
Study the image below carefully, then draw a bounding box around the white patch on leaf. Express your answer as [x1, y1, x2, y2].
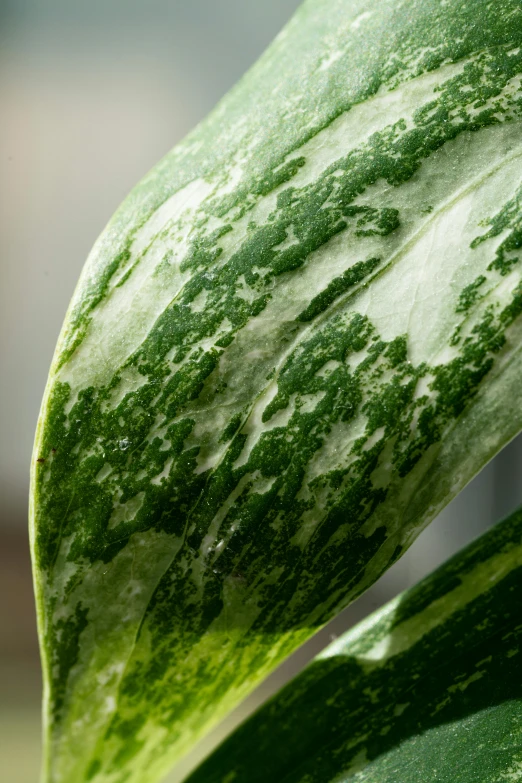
[108, 492, 145, 529]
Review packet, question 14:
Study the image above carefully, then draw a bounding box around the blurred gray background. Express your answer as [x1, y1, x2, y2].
[1, 2, 522, 781]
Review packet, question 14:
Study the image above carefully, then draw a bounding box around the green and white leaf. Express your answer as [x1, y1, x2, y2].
[30, 1, 522, 782]
[185, 505, 522, 783]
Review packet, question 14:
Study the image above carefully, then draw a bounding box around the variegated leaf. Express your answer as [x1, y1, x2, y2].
[185, 505, 522, 783]
[31, 1, 522, 781]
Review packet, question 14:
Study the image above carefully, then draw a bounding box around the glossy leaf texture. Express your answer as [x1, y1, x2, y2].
[30, 1, 522, 781]
[186, 506, 522, 783]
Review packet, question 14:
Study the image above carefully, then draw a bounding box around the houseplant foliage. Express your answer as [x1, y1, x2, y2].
[30, 0, 522, 781]
[186, 506, 522, 783]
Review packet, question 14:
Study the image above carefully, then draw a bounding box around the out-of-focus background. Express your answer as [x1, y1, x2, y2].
[2, 2, 522, 781]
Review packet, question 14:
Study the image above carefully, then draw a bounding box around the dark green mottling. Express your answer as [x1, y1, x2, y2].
[186, 508, 522, 783]
[50, 602, 89, 718]
[56, 246, 133, 371]
[31, 1, 522, 782]
[297, 257, 382, 321]
[53, 0, 522, 359]
[472, 183, 522, 276]
[455, 276, 487, 314]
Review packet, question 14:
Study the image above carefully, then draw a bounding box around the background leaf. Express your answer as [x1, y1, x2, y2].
[186, 505, 522, 783]
[30, 1, 522, 781]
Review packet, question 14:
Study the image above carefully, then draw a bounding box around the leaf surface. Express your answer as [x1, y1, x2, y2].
[30, 1, 522, 781]
[186, 506, 522, 783]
